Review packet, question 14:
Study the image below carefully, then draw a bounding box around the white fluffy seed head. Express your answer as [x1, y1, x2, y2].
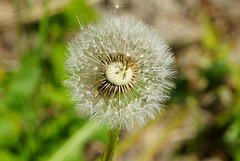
[64, 15, 176, 130]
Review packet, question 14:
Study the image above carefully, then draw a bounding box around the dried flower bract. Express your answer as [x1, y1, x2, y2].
[64, 15, 176, 129]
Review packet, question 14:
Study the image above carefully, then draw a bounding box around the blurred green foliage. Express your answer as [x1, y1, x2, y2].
[0, 0, 107, 161]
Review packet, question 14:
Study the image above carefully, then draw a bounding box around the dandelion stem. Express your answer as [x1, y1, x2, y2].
[101, 127, 120, 161]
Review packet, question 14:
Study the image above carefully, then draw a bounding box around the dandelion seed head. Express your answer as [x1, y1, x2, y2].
[64, 15, 176, 130]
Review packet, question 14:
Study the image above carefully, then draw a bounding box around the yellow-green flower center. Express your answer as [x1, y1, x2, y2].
[105, 62, 133, 86]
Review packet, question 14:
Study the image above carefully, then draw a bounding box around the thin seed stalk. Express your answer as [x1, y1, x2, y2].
[101, 128, 120, 161]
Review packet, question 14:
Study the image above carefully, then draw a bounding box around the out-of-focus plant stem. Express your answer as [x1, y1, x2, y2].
[101, 128, 120, 161]
[115, 113, 164, 158]
[134, 102, 194, 161]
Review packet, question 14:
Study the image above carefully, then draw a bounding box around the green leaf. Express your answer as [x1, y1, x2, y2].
[48, 121, 103, 161]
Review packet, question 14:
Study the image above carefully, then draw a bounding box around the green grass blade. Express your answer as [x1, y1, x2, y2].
[48, 121, 99, 161]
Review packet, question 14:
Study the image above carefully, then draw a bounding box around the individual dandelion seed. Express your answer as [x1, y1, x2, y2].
[64, 15, 176, 130]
